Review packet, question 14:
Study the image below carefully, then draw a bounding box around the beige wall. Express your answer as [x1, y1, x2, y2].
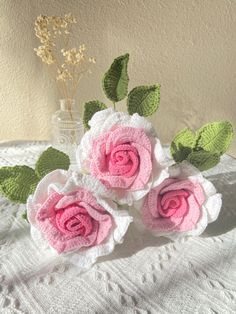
[0, 0, 235, 156]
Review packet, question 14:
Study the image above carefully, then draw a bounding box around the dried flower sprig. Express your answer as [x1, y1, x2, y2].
[34, 13, 95, 102]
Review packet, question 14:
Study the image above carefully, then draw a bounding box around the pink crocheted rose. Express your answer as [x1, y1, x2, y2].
[27, 170, 132, 268]
[77, 108, 168, 205]
[141, 161, 222, 239]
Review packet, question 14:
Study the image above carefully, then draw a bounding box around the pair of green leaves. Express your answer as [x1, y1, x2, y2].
[0, 147, 70, 204]
[170, 121, 234, 171]
[83, 53, 161, 129]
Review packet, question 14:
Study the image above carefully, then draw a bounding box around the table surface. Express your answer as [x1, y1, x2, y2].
[0, 141, 236, 314]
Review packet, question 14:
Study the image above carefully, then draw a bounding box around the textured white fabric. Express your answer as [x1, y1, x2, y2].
[0, 141, 236, 314]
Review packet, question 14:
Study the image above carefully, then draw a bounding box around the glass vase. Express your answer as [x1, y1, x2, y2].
[51, 99, 84, 165]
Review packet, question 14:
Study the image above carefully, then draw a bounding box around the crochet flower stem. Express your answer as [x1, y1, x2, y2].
[64, 98, 77, 144]
[113, 102, 116, 110]
[67, 99, 74, 121]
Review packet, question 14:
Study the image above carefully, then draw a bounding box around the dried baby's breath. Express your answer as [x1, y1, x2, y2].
[34, 13, 95, 100]
[34, 46, 55, 64]
[62, 47, 85, 65]
[57, 68, 72, 81]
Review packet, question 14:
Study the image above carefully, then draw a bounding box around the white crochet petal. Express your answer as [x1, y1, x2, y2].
[89, 108, 115, 128]
[48, 171, 114, 201]
[75, 172, 114, 199]
[183, 206, 209, 237]
[201, 178, 217, 197]
[76, 132, 93, 171]
[33, 169, 69, 204]
[97, 198, 133, 240]
[129, 113, 154, 135]
[204, 193, 222, 223]
[27, 196, 44, 227]
[153, 138, 168, 167]
[27, 170, 69, 226]
[27, 196, 36, 225]
[88, 109, 154, 135]
[89, 109, 129, 136]
[102, 111, 130, 130]
[76, 147, 83, 171]
[151, 138, 169, 190]
[67, 231, 120, 272]
[81, 174, 112, 197]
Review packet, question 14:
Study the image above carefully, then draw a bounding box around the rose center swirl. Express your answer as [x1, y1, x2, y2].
[107, 143, 140, 177]
[55, 205, 93, 237]
[158, 189, 190, 218]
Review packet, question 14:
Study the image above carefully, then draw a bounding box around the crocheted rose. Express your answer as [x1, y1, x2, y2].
[141, 161, 222, 239]
[77, 108, 168, 205]
[27, 170, 132, 268]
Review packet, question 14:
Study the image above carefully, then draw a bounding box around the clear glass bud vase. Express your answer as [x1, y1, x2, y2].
[51, 99, 84, 165]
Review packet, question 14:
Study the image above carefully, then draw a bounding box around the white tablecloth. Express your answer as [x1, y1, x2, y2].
[0, 141, 236, 314]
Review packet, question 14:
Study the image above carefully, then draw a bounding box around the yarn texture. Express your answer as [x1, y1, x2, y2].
[77, 108, 169, 205]
[27, 169, 133, 269]
[0, 165, 39, 203]
[140, 161, 222, 239]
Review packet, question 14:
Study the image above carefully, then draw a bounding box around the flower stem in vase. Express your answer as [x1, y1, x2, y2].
[51, 99, 83, 165]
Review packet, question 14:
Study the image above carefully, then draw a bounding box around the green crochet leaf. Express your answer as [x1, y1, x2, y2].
[0, 166, 39, 203]
[102, 53, 129, 102]
[83, 100, 107, 129]
[187, 150, 220, 171]
[195, 121, 234, 154]
[127, 84, 160, 117]
[170, 128, 195, 162]
[35, 147, 70, 178]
